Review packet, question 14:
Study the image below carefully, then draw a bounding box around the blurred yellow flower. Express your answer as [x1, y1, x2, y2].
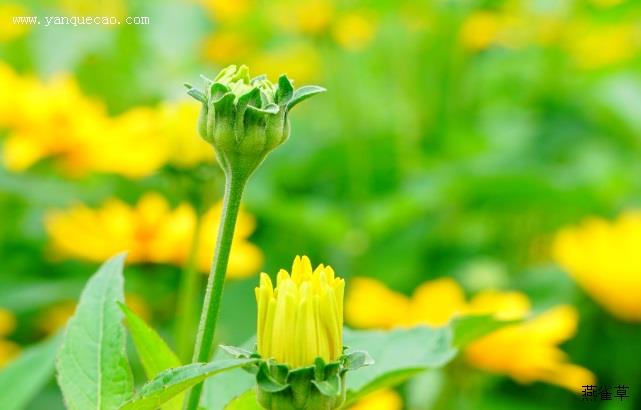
[566, 22, 638, 69]
[199, 0, 253, 22]
[465, 294, 594, 393]
[250, 42, 321, 84]
[0, 308, 20, 368]
[57, 0, 126, 19]
[460, 10, 531, 51]
[346, 278, 594, 391]
[345, 278, 410, 329]
[460, 11, 500, 51]
[553, 211, 641, 322]
[256, 256, 344, 368]
[0, 66, 167, 177]
[157, 101, 215, 167]
[45, 193, 262, 278]
[331, 11, 377, 51]
[202, 31, 253, 66]
[349, 388, 402, 410]
[37, 293, 151, 335]
[0, 3, 32, 42]
[0, 64, 214, 176]
[268, 0, 334, 35]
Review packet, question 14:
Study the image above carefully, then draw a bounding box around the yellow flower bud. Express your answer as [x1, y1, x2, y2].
[256, 256, 345, 369]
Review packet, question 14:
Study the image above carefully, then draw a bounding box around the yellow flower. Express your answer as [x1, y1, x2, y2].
[346, 278, 594, 392]
[345, 278, 409, 329]
[250, 42, 321, 85]
[1, 64, 215, 176]
[466, 305, 595, 393]
[202, 31, 253, 66]
[45, 193, 262, 278]
[57, 0, 126, 19]
[566, 22, 638, 70]
[349, 388, 403, 410]
[256, 256, 344, 368]
[331, 11, 377, 51]
[460, 11, 501, 51]
[156, 101, 215, 168]
[553, 211, 641, 321]
[0, 3, 32, 42]
[0, 308, 20, 368]
[37, 293, 151, 335]
[268, 0, 334, 35]
[0, 66, 168, 177]
[199, 0, 253, 22]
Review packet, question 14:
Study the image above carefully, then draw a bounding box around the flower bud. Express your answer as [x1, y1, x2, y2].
[222, 256, 372, 410]
[256, 256, 344, 369]
[185, 65, 325, 179]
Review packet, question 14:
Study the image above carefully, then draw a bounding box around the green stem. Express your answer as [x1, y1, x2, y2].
[184, 172, 247, 410]
[175, 210, 203, 363]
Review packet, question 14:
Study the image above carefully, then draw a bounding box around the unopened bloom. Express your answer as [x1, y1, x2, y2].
[256, 256, 344, 369]
[185, 65, 325, 179]
[553, 211, 641, 321]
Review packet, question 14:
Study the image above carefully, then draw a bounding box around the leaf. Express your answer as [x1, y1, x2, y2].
[120, 358, 257, 410]
[287, 86, 326, 110]
[0, 334, 63, 410]
[343, 326, 457, 405]
[452, 315, 518, 348]
[56, 253, 134, 410]
[224, 390, 261, 410]
[202, 339, 257, 410]
[119, 303, 182, 410]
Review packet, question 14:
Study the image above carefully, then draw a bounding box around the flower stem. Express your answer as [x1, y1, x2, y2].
[175, 210, 203, 363]
[184, 171, 247, 410]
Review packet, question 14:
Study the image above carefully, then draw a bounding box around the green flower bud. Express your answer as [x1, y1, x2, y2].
[221, 346, 373, 410]
[185, 65, 326, 179]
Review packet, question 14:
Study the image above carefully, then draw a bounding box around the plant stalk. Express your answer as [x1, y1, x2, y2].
[175, 210, 203, 363]
[184, 171, 247, 410]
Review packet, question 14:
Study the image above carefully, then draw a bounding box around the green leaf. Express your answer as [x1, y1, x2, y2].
[56, 253, 133, 410]
[256, 362, 289, 393]
[224, 390, 261, 410]
[119, 303, 182, 410]
[287, 86, 326, 110]
[342, 351, 374, 371]
[452, 315, 518, 348]
[343, 326, 457, 405]
[311, 375, 341, 396]
[120, 358, 257, 410]
[275, 75, 294, 105]
[0, 334, 63, 410]
[202, 343, 256, 410]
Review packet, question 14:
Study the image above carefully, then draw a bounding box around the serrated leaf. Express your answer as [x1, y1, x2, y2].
[452, 315, 518, 348]
[120, 358, 257, 410]
[0, 333, 62, 410]
[119, 303, 182, 410]
[287, 86, 326, 110]
[343, 326, 457, 405]
[56, 253, 133, 410]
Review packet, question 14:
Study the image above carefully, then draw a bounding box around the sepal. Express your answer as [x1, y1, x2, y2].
[221, 345, 373, 410]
